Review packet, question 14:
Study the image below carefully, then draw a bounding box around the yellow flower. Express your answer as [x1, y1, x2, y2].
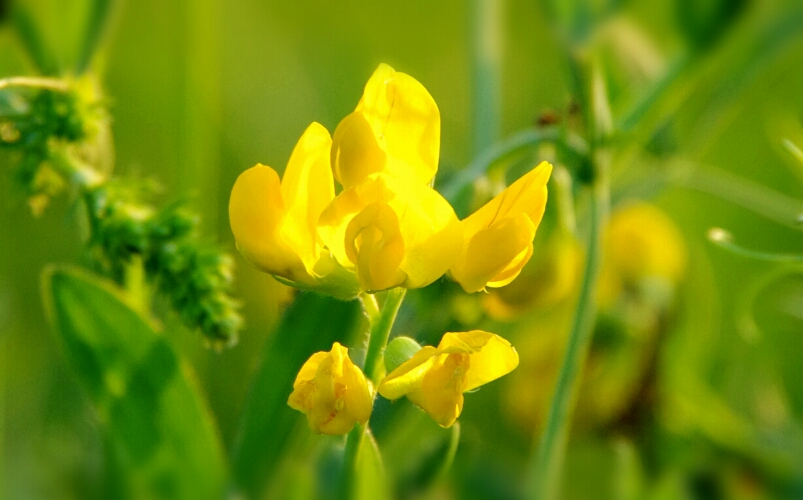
[318, 173, 462, 292]
[331, 64, 440, 188]
[450, 162, 553, 293]
[229, 122, 359, 298]
[287, 342, 374, 435]
[598, 202, 687, 306]
[378, 331, 519, 428]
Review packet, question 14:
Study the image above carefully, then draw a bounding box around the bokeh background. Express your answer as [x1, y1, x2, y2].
[2, 0, 803, 499]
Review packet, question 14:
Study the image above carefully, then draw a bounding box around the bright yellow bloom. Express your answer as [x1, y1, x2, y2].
[229, 122, 359, 298]
[318, 172, 462, 292]
[450, 162, 553, 293]
[331, 64, 440, 188]
[287, 342, 374, 435]
[378, 331, 519, 428]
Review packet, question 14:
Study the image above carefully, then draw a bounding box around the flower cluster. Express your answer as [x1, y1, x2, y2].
[288, 331, 519, 433]
[229, 64, 552, 298]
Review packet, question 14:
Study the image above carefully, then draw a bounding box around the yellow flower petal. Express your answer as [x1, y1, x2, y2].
[319, 173, 462, 291]
[331, 64, 440, 188]
[357, 64, 440, 185]
[345, 202, 407, 291]
[407, 352, 468, 427]
[450, 162, 552, 293]
[450, 214, 536, 293]
[229, 164, 305, 280]
[280, 122, 335, 274]
[438, 331, 519, 392]
[378, 346, 439, 400]
[378, 331, 518, 428]
[331, 111, 387, 188]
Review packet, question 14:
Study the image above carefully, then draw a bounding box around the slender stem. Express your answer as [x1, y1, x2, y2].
[471, 0, 502, 157]
[362, 288, 406, 384]
[527, 178, 609, 500]
[0, 76, 69, 92]
[340, 287, 406, 500]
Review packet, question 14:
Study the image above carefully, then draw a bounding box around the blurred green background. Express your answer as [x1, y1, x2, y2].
[2, 0, 803, 499]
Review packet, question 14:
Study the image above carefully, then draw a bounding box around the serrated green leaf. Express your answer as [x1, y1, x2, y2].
[231, 291, 367, 500]
[42, 265, 228, 500]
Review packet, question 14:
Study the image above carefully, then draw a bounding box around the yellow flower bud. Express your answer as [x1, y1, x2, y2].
[318, 173, 462, 292]
[378, 331, 519, 428]
[331, 64, 440, 188]
[287, 342, 374, 435]
[229, 122, 360, 298]
[450, 162, 553, 293]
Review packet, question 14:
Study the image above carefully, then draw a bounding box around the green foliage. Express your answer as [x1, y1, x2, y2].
[42, 266, 228, 500]
[85, 187, 242, 347]
[355, 430, 391, 500]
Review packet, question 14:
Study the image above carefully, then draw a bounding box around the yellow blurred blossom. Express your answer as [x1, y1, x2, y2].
[331, 64, 440, 188]
[378, 330, 519, 428]
[598, 202, 687, 306]
[229, 122, 359, 298]
[449, 162, 552, 293]
[318, 172, 462, 292]
[287, 342, 374, 435]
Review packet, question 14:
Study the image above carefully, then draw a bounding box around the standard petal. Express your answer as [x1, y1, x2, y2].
[356, 64, 440, 185]
[438, 331, 519, 393]
[229, 164, 304, 279]
[378, 346, 439, 400]
[331, 112, 387, 188]
[281, 122, 335, 274]
[450, 213, 536, 293]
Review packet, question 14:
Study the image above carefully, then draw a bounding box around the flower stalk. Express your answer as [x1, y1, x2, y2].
[340, 287, 406, 500]
[527, 52, 612, 500]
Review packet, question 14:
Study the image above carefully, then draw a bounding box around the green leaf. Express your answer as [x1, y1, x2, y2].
[355, 430, 390, 500]
[231, 291, 367, 500]
[42, 266, 228, 500]
[75, 0, 120, 74]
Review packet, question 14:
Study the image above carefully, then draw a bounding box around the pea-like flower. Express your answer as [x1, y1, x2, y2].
[287, 342, 374, 435]
[449, 161, 553, 293]
[331, 63, 440, 188]
[229, 122, 359, 298]
[378, 331, 519, 428]
[318, 173, 462, 292]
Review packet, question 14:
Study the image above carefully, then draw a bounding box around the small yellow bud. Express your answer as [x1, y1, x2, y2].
[378, 331, 519, 428]
[450, 162, 553, 293]
[288, 342, 374, 435]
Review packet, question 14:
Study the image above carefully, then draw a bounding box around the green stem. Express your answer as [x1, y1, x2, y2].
[527, 174, 609, 500]
[362, 288, 406, 384]
[340, 287, 406, 500]
[471, 0, 502, 157]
